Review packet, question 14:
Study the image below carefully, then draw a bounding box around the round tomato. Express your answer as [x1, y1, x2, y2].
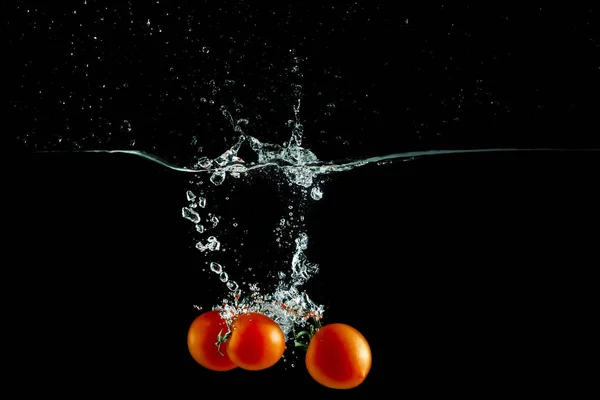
[225, 312, 286, 370]
[187, 310, 237, 371]
[305, 323, 372, 389]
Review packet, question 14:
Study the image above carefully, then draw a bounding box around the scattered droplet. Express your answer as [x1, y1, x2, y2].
[195, 224, 205, 233]
[198, 197, 206, 208]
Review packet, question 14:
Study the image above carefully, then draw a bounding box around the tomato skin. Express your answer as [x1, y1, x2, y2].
[187, 311, 237, 371]
[305, 323, 372, 389]
[225, 312, 286, 371]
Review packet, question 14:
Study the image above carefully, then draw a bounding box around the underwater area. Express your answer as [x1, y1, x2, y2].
[5, 2, 600, 396]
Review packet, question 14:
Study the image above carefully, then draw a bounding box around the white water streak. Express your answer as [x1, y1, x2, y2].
[58, 147, 600, 174]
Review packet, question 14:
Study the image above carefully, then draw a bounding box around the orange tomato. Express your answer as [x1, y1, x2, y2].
[225, 312, 286, 370]
[305, 323, 372, 389]
[187, 310, 237, 371]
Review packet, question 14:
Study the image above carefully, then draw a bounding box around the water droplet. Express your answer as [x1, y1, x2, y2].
[219, 271, 229, 282]
[210, 171, 226, 185]
[182, 207, 200, 223]
[210, 262, 222, 274]
[310, 186, 323, 200]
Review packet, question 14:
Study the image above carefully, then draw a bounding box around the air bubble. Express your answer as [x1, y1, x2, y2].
[210, 171, 226, 186]
[182, 207, 200, 223]
[219, 272, 229, 282]
[210, 262, 223, 274]
[310, 186, 323, 200]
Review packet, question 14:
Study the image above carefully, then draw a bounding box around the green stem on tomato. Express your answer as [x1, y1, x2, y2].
[291, 317, 323, 350]
[215, 328, 231, 356]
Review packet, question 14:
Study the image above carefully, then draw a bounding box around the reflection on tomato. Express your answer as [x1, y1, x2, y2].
[226, 312, 286, 370]
[305, 323, 372, 389]
[187, 311, 237, 371]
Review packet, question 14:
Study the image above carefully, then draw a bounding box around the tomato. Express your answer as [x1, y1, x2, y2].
[225, 312, 286, 370]
[305, 323, 372, 389]
[187, 310, 237, 371]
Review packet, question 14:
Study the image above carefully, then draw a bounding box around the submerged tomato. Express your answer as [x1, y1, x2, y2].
[226, 312, 286, 371]
[187, 311, 237, 371]
[305, 323, 372, 389]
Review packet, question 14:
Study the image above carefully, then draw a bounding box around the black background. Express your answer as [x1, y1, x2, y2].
[5, 1, 600, 397]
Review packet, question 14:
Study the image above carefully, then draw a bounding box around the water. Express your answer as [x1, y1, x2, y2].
[63, 144, 598, 342]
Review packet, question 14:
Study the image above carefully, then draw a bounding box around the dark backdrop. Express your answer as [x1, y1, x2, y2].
[5, 1, 599, 397]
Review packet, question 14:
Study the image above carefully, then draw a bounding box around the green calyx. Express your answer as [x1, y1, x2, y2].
[215, 328, 231, 356]
[292, 318, 322, 351]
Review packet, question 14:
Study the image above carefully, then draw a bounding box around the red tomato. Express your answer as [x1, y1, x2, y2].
[225, 312, 286, 370]
[305, 323, 372, 389]
[187, 310, 237, 371]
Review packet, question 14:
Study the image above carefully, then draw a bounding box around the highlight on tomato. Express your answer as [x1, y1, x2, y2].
[187, 310, 237, 371]
[225, 312, 286, 370]
[305, 323, 372, 389]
